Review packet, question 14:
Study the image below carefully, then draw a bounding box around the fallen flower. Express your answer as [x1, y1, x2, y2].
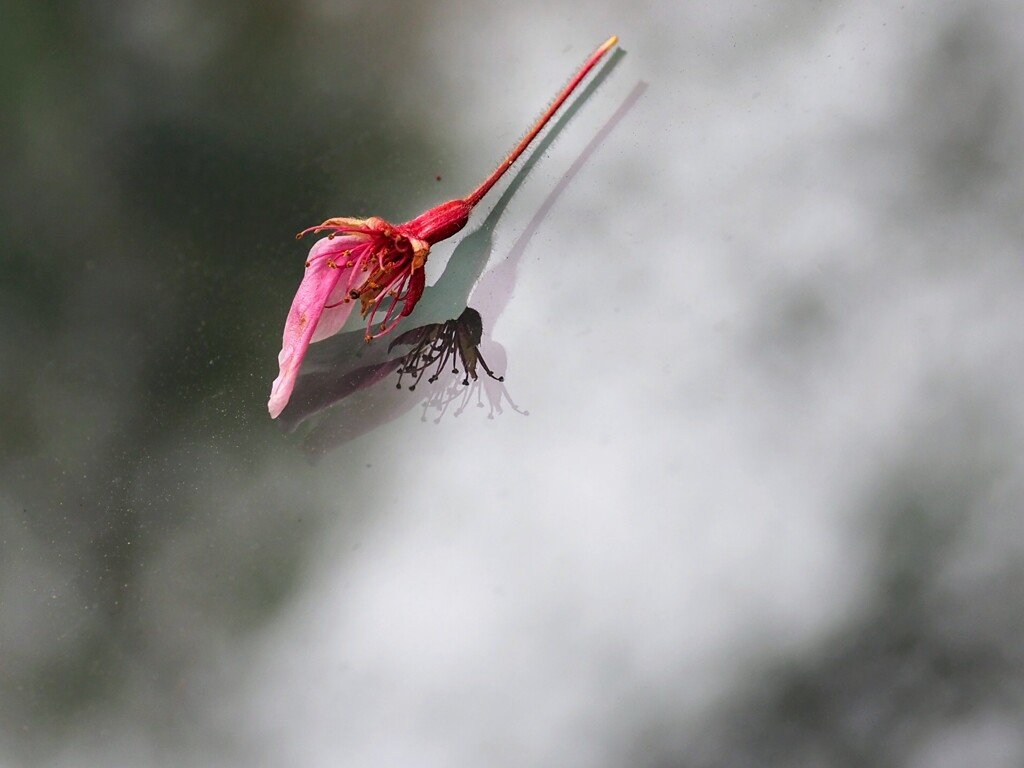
[268, 35, 619, 418]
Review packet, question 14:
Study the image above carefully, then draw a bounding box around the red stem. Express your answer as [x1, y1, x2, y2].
[463, 35, 618, 208]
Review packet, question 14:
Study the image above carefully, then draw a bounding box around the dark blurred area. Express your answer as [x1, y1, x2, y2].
[1, 2, 450, 761]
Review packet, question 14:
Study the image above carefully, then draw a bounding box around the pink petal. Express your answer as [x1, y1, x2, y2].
[309, 263, 370, 343]
[268, 242, 352, 419]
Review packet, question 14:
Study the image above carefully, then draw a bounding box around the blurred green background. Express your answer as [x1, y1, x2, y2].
[2, 2, 451, 758]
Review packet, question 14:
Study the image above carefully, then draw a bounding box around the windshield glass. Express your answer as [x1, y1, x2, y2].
[4, 3, 1023, 766]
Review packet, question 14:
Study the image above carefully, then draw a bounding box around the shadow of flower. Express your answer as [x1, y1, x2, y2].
[391, 307, 503, 390]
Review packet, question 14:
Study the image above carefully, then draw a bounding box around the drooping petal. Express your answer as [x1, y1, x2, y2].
[268, 241, 353, 419]
[310, 259, 371, 343]
[268, 217, 434, 416]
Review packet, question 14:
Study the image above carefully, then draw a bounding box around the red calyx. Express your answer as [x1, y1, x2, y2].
[401, 198, 473, 245]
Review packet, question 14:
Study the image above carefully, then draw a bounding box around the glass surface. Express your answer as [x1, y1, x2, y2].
[3, 2, 1024, 766]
